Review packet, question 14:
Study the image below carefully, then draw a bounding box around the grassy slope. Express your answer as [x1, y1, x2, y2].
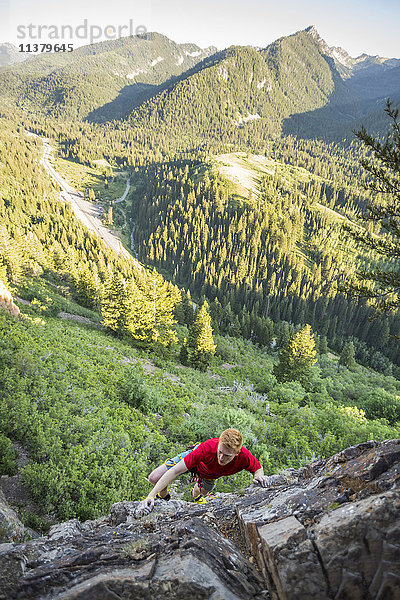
[211, 151, 366, 269]
[214, 151, 342, 212]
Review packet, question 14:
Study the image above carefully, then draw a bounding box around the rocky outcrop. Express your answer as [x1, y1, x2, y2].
[0, 440, 399, 600]
[238, 439, 400, 599]
[0, 279, 20, 317]
[0, 488, 25, 543]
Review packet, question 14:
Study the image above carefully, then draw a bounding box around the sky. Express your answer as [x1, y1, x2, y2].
[1, 0, 399, 58]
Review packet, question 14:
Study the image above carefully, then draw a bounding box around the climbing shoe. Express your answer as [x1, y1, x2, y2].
[155, 492, 171, 501]
[193, 494, 208, 504]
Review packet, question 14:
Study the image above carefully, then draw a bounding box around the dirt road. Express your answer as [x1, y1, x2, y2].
[29, 132, 135, 263]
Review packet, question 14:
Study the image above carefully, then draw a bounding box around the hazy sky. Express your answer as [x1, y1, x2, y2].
[1, 0, 399, 58]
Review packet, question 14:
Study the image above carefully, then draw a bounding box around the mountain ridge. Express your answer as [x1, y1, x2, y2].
[0, 33, 217, 121]
[117, 29, 362, 145]
[1, 27, 399, 139]
[304, 24, 400, 79]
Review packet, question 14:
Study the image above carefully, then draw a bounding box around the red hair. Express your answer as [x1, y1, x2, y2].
[219, 429, 243, 453]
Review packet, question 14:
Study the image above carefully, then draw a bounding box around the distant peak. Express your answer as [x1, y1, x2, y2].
[304, 25, 320, 37]
[304, 25, 328, 48]
[303, 26, 331, 52]
[304, 26, 353, 67]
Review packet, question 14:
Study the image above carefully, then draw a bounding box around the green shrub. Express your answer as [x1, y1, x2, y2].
[124, 370, 163, 413]
[269, 381, 306, 404]
[255, 372, 277, 394]
[356, 390, 400, 425]
[0, 433, 18, 475]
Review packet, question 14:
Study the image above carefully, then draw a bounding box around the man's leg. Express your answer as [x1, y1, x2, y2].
[192, 481, 208, 498]
[148, 464, 169, 498]
[148, 445, 199, 500]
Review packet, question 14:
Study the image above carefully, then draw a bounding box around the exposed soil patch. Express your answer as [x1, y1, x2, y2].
[59, 311, 96, 325]
[221, 362, 238, 370]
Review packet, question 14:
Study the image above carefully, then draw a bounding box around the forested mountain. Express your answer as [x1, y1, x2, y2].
[2, 27, 399, 145]
[115, 27, 400, 143]
[0, 33, 216, 121]
[121, 30, 356, 144]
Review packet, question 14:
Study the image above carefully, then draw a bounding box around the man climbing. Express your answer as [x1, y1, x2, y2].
[136, 428, 271, 517]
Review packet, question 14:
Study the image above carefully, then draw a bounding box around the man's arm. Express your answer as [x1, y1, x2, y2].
[136, 460, 188, 517]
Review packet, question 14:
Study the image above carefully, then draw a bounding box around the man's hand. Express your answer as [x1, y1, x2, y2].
[135, 496, 155, 518]
[253, 474, 274, 488]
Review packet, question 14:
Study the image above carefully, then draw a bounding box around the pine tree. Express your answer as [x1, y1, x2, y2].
[273, 324, 317, 385]
[339, 341, 356, 369]
[101, 272, 128, 336]
[344, 100, 400, 312]
[140, 269, 179, 348]
[74, 263, 101, 309]
[319, 335, 328, 354]
[186, 301, 216, 371]
[125, 279, 153, 345]
[183, 290, 195, 326]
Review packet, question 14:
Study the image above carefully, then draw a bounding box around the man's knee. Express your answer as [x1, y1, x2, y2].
[148, 471, 159, 485]
[148, 464, 168, 485]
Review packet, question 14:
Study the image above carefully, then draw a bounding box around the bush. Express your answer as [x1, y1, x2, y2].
[124, 370, 163, 413]
[255, 372, 277, 394]
[0, 433, 18, 475]
[356, 390, 400, 425]
[269, 381, 306, 404]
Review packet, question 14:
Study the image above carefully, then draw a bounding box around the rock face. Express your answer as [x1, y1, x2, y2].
[0, 440, 399, 600]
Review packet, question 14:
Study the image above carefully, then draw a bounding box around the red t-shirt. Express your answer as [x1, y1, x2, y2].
[183, 438, 261, 479]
